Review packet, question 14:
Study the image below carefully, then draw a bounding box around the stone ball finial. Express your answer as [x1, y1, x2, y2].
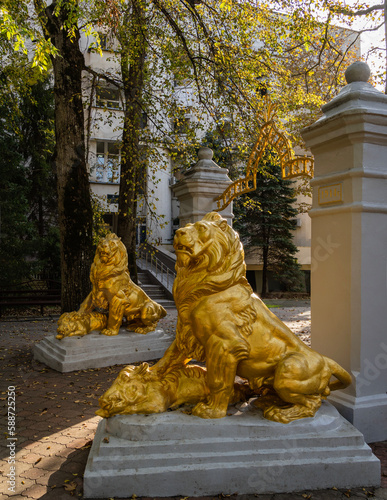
[198, 147, 214, 160]
[345, 61, 371, 84]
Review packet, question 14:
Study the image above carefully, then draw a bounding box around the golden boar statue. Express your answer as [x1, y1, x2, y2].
[98, 213, 351, 423]
[56, 233, 166, 339]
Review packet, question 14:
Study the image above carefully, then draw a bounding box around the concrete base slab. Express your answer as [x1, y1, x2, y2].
[83, 400, 380, 498]
[33, 328, 173, 372]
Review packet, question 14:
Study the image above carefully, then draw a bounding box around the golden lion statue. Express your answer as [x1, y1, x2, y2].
[96, 362, 252, 418]
[57, 233, 166, 339]
[98, 214, 351, 423]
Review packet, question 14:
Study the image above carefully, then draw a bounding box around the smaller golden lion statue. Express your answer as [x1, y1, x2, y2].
[56, 233, 167, 339]
[96, 362, 252, 418]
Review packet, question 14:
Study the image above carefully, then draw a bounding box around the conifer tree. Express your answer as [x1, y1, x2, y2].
[234, 155, 304, 297]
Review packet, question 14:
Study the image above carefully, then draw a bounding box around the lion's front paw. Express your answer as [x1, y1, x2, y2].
[263, 404, 316, 423]
[95, 408, 111, 418]
[101, 329, 119, 336]
[134, 325, 154, 335]
[192, 402, 227, 419]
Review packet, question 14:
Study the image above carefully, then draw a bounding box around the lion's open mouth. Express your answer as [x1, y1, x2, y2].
[99, 251, 110, 261]
[175, 244, 193, 253]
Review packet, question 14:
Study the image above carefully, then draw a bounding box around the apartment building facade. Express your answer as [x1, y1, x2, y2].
[80, 26, 359, 293]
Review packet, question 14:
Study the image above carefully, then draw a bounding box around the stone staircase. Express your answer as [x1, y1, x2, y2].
[137, 270, 175, 309]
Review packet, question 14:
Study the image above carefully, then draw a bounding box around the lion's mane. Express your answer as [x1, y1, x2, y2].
[92, 233, 128, 280]
[89, 234, 129, 310]
[173, 212, 255, 360]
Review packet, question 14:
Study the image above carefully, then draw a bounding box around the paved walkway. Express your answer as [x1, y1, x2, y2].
[0, 305, 386, 500]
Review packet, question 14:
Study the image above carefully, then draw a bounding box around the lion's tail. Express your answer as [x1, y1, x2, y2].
[326, 357, 352, 393]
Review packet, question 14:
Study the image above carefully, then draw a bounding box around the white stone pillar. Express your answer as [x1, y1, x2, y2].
[172, 147, 233, 226]
[302, 62, 387, 442]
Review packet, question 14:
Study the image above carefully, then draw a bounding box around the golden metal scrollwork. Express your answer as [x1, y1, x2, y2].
[214, 98, 314, 212]
[97, 213, 351, 423]
[56, 233, 166, 339]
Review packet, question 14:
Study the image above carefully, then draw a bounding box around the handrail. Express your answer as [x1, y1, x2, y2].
[137, 248, 176, 294]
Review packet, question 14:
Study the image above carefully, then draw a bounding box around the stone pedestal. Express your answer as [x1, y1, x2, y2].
[33, 328, 173, 372]
[302, 62, 387, 442]
[83, 400, 380, 498]
[173, 147, 233, 226]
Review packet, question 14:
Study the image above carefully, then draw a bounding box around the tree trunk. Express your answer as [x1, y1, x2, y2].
[117, 117, 140, 282]
[117, 2, 147, 282]
[261, 245, 269, 298]
[43, 3, 93, 311]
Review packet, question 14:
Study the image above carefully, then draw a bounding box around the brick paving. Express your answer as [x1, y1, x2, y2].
[0, 305, 386, 500]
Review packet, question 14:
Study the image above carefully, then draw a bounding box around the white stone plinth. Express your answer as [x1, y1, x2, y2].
[83, 400, 380, 498]
[33, 328, 173, 372]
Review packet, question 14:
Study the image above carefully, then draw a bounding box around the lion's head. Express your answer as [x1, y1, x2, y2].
[92, 233, 128, 280]
[172, 213, 251, 360]
[56, 311, 86, 339]
[173, 212, 248, 297]
[96, 233, 127, 266]
[96, 362, 164, 417]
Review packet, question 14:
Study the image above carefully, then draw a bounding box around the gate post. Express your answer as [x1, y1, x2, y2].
[302, 62, 387, 442]
[172, 147, 233, 227]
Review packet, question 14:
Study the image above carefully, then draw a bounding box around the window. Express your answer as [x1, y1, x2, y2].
[107, 194, 119, 204]
[217, 75, 233, 94]
[98, 32, 116, 51]
[219, 119, 232, 136]
[88, 32, 117, 53]
[174, 116, 191, 134]
[136, 218, 147, 245]
[140, 112, 148, 129]
[173, 109, 192, 135]
[95, 141, 120, 183]
[96, 86, 121, 109]
[173, 75, 192, 88]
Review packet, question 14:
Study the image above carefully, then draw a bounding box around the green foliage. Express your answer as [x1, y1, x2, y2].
[90, 0, 359, 186]
[1, 0, 362, 273]
[34, 226, 61, 277]
[0, 132, 34, 286]
[0, 72, 57, 286]
[234, 152, 305, 296]
[91, 195, 111, 246]
[200, 129, 234, 172]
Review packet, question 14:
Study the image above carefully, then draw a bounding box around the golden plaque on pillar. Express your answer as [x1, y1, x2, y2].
[98, 214, 351, 423]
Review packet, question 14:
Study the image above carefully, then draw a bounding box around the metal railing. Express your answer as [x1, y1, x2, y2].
[137, 248, 176, 294]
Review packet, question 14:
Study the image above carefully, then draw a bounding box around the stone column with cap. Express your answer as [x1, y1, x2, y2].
[172, 146, 233, 227]
[302, 61, 387, 442]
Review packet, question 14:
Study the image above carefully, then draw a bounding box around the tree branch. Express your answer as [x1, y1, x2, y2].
[151, 0, 205, 103]
[330, 3, 384, 16]
[83, 65, 123, 89]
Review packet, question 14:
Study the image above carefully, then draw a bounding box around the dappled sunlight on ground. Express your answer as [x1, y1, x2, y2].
[1, 305, 386, 499]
